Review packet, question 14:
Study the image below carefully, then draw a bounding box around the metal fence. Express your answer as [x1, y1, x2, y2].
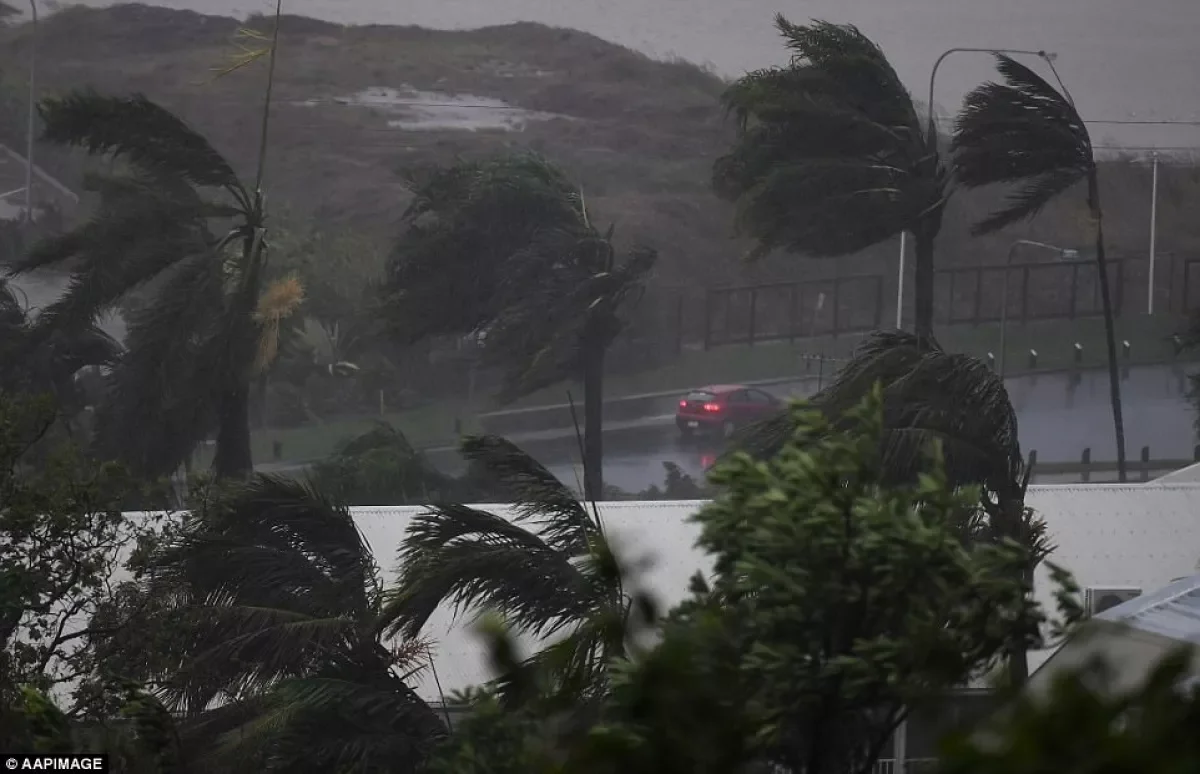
[702, 275, 885, 349]
[631, 253, 1194, 354]
[934, 257, 1125, 325]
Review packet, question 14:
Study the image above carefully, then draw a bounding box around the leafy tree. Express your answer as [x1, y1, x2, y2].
[437, 392, 1052, 774]
[938, 648, 1200, 774]
[952, 55, 1127, 482]
[119, 475, 445, 772]
[0, 393, 166, 705]
[383, 435, 631, 708]
[713, 16, 946, 341]
[1, 681, 188, 773]
[308, 421, 464, 506]
[631, 461, 711, 501]
[382, 153, 657, 499]
[690, 392, 1044, 773]
[733, 331, 1050, 685]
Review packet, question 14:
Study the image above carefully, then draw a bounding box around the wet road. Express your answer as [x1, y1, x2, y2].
[430, 364, 1199, 494]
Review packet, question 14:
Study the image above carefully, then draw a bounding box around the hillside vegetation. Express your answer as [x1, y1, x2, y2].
[2, 3, 1199, 293]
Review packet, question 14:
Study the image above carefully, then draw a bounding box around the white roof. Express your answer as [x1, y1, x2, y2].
[345, 483, 1200, 699]
[102, 483, 1200, 703]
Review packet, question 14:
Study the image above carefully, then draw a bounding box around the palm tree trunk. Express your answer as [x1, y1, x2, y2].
[1087, 167, 1128, 483]
[1007, 559, 1033, 687]
[213, 384, 253, 478]
[912, 227, 936, 344]
[256, 373, 269, 430]
[581, 346, 605, 501]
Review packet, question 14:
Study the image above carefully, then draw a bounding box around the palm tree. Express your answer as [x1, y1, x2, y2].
[115, 475, 446, 772]
[382, 435, 632, 708]
[952, 55, 1127, 482]
[4, 90, 292, 479]
[713, 16, 946, 341]
[734, 331, 1051, 685]
[4, 3, 290, 480]
[382, 154, 656, 499]
[739, 332, 1021, 490]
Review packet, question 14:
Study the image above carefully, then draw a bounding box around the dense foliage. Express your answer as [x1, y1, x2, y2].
[429, 391, 1052, 774]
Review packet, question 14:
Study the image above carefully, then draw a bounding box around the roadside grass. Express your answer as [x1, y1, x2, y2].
[243, 313, 1196, 467]
[197, 400, 480, 470]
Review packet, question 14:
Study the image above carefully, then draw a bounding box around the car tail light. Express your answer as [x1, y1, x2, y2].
[703, 402, 721, 412]
[679, 400, 687, 408]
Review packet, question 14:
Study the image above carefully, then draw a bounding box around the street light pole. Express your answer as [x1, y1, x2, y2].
[894, 46, 1058, 329]
[1148, 151, 1159, 315]
[999, 239, 1078, 377]
[895, 231, 906, 329]
[23, 0, 38, 223]
[925, 47, 1055, 147]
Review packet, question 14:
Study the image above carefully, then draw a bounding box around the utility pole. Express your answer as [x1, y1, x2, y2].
[24, 0, 38, 223]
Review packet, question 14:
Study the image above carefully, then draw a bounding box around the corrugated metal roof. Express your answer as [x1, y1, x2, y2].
[1095, 574, 1200, 644]
[344, 484, 1200, 698]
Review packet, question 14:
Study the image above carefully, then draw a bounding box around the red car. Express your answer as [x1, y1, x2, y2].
[676, 384, 783, 438]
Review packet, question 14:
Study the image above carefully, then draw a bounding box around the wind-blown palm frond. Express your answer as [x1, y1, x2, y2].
[383, 436, 626, 702]
[208, 674, 442, 773]
[736, 331, 1023, 494]
[0, 278, 120, 413]
[91, 253, 224, 476]
[713, 16, 944, 261]
[37, 91, 249, 203]
[457, 435, 600, 549]
[147, 476, 380, 707]
[384, 154, 585, 343]
[383, 502, 599, 641]
[133, 474, 445, 768]
[952, 55, 1092, 234]
[483, 234, 657, 400]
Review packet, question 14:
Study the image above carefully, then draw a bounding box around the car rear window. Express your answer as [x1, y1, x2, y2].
[685, 391, 715, 401]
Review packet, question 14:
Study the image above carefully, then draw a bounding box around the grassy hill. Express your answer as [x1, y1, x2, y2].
[1, 3, 1198, 296]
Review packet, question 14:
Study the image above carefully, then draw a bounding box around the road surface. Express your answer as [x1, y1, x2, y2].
[425, 364, 1199, 494]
